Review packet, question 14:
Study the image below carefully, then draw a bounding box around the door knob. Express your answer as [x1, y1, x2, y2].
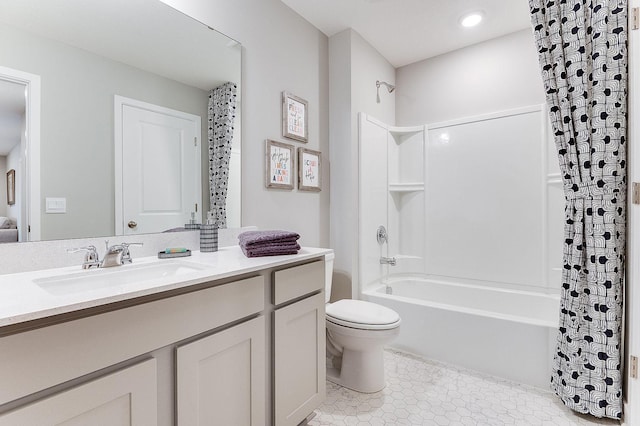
[128, 220, 137, 229]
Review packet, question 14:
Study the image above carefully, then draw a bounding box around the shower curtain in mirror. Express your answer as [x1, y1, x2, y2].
[529, 0, 627, 419]
[208, 82, 237, 227]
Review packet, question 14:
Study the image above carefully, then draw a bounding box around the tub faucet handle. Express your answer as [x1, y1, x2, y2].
[380, 256, 396, 266]
[377, 226, 388, 245]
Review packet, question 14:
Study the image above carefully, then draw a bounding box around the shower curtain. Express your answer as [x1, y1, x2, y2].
[529, 0, 627, 419]
[208, 82, 237, 227]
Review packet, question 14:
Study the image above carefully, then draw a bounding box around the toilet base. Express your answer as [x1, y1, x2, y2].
[326, 346, 386, 393]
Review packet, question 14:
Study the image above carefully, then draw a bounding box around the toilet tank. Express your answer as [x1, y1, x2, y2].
[324, 252, 335, 303]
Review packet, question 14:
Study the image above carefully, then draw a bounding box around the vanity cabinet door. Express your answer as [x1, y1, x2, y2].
[0, 359, 157, 425]
[273, 292, 326, 426]
[176, 315, 266, 426]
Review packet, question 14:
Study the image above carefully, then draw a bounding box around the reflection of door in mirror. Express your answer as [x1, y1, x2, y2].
[115, 96, 202, 236]
[0, 66, 41, 243]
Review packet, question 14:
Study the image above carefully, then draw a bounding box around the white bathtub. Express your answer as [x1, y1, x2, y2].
[362, 277, 560, 389]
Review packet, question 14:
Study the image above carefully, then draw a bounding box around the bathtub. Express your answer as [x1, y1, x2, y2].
[362, 276, 560, 389]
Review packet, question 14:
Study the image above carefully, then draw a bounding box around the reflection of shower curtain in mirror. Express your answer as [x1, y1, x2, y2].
[208, 82, 237, 227]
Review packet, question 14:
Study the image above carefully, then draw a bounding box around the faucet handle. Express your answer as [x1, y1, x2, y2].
[67, 245, 100, 269]
[121, 242, 144, 248]
[67, 245, 98, 257]
[120, 242, 143, 264]
[379, 256, 397, 266]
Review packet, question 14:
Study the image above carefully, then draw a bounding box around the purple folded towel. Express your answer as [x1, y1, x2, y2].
[238, 230, 301, 257]
[241, 243, 301, 258]
[238, 230, 300, 247]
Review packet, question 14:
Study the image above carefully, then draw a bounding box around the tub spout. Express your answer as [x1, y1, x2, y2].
[380, 257, 396, 266]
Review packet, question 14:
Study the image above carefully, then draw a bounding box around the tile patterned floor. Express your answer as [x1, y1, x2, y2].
[309, 350, 620, 426]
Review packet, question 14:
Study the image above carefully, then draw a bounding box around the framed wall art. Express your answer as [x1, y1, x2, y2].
[282, 91, 308, 143]
[298, 148, 321, 192]
[6, 169, 15, 205]
[265, 140, 294, 190]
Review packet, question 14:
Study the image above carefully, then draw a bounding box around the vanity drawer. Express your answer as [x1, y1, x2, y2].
[273, 260, 324, 305]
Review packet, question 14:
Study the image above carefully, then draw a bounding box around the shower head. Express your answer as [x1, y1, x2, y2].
[376, 80, 395, 103]
[376, 80, 395, 93]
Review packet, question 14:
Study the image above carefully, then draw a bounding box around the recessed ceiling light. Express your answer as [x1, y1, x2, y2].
[460, 12, 484, 28]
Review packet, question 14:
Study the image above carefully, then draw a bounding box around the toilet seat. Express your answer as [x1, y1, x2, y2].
[326, 299, 401, 330]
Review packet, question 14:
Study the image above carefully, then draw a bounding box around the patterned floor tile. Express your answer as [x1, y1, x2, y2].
[308, 350, 620, 426]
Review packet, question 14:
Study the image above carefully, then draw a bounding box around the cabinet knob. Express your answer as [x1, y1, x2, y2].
[128, 220, 137, 229]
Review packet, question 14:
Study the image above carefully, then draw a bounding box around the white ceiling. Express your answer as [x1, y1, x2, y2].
[280, 0, 533, 68]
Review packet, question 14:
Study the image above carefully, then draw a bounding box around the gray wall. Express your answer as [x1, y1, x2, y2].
[162, 0, 330, 248]
[396, 29, 545, 126]
[0, 22, 209, 240]
[329, 29, 396, 300]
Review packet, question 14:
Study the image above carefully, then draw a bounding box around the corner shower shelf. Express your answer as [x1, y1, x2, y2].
[388, 126, 424, 143]
[388, 183, 425, 192]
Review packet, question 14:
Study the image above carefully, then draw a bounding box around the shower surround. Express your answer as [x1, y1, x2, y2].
[358, 105, 565, 389]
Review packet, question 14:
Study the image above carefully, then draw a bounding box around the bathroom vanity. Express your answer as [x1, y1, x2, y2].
[0, 247, 329, 425]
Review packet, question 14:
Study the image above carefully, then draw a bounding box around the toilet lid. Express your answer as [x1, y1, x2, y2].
[326, 299, 400, 327]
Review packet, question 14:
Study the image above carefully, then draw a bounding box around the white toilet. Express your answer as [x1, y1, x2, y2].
[324, 253, 401, 393]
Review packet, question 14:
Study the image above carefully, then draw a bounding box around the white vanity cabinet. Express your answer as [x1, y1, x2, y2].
[176, 316, 266, 425]
[0, 251, 330, 426]
[273, 260, 326, 426]
[0, 274, 266, 425]
[0, 359, 158, 425]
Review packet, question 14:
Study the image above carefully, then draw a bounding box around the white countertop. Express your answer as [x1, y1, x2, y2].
[0, 246, 332, 328]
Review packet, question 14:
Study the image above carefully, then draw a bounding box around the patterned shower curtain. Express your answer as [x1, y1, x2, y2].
[529, 0, 627, 419]
[208, 82, 237, 228]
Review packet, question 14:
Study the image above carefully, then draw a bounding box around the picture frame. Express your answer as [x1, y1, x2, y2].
[6, 169, 15, 205]
[265, 140, 294, 190]
[282, 91, 308, 143]
[298, 148, 321, 192]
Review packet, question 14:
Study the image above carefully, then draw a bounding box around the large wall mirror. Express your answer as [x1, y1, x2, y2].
[0, 0, 242, 243]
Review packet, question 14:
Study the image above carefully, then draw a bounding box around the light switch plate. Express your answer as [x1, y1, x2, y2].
[45, 197, 67, 214]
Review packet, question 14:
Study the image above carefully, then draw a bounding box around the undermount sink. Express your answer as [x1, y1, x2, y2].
[34, 261, 209, 296]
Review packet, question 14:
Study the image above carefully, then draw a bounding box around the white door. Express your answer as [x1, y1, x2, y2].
[0, 66, 41, 242]
[115, 96, 201, 235]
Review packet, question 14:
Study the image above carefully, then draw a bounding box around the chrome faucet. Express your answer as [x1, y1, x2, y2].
[380, 256, 397, 266]
[101, 241, 144, 268]
[101, 241, 124, 268]
[68, 241, 144, 269]
[67, 245, 101, 269]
